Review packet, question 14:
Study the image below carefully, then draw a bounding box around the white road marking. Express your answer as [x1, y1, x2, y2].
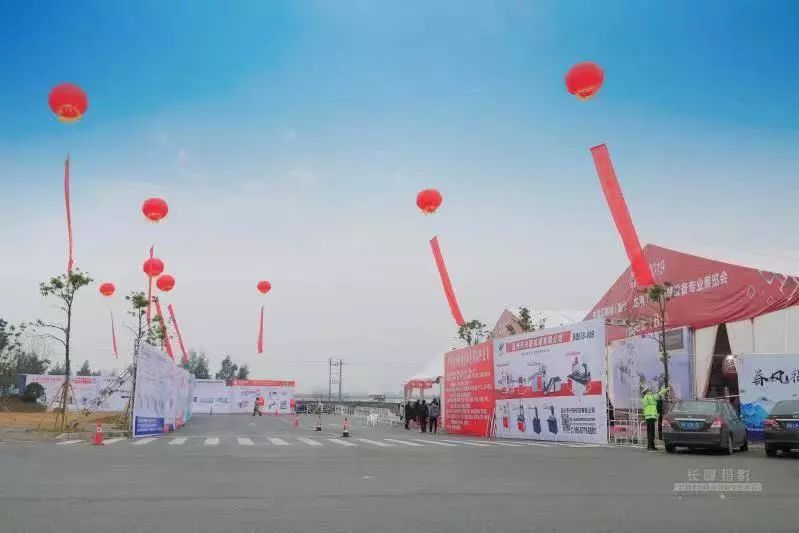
[297, 437, 323, 447]
[169, 438, 187, 445]
[356, 438, 394, 447]
[56, 433, 68, 440]
[564, 443, 601, 448]
[268, 438, 289, 446]
[522, 442, 553, 447]
[133, 438, 158, 446]
[103, 438, 125, 445]
[328, 438, 358, 447]
[56, 439, 82, 446]
[237, 437, 254, 446]
[384, 438, 425, 447]
[491, 441, 523, 447]
[413, 439, 458, 447]
[442, 440, 491, 447]
[204, 437, 220, 446]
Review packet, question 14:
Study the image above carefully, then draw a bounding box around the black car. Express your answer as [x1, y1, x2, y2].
[662, 399, 748, 454]
[764, 399, 799, 457]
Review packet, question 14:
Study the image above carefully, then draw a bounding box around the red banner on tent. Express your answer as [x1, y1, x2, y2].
[587, 244, 799, 342]
[110, 311, 118, 359]
[444, 342, 495, 437]
[590, 144, 654, 288]
[430, 236, 466, 327]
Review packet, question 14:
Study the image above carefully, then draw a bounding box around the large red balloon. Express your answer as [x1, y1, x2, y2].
[48, 83, 89, 122]
[416, 189, 443, 215]
[99, 282, 116, 297]
[565, 62, 604, 100]
[143, 257, 165, 278]
[156, 274, 175, 292]
[257, 280, 272, 294]
[142, 197, 169, 223]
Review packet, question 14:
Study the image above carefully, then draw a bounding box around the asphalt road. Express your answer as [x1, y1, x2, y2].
[1, 413, 797, 533]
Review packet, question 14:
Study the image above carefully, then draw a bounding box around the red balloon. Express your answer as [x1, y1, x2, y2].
[142, 197, 169, 223]
[416, 189, 443, 215]
[48, 83, 89, 122]
[143, 257, 165, 278]
[99, 283, 116, 297]
[565, 62, 604, 100]
[156, 274, 175, 292]
[257, 280, 272, 294]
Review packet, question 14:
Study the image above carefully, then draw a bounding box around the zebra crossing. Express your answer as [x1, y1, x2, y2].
[51, 435, 615, 451]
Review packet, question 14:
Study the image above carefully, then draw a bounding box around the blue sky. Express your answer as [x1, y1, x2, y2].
[2, 1, 798, 391]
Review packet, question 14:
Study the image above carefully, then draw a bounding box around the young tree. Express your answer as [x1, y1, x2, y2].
[48, 362, 66, 375]
[215, 355, 238, 381]
[458, 320, 488, 346]
[0, 320, 24, 390]
[513, 307, 547, 334]
[646, 283, 673, 389]
[236, 364, 250, 380]
[76, 360, 92, 376]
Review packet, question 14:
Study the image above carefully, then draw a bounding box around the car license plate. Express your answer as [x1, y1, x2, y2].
[786, 421, 799, 430]
[681, 421, 702, 430]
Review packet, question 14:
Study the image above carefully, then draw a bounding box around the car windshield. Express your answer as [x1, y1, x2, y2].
[670, 401, 719, 415]
[770, 400, 799, 415]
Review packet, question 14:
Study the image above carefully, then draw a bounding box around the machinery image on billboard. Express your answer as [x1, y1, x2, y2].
[228, 380, 296, 414]
[493, 319, 608, 444]
[444, 342, 494, 437]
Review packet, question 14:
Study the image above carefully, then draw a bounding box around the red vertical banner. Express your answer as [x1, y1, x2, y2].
[429, 236, 466, 327]
[590, 144, 655, 287]
[152, 297, 174, 360]
[64, 156, 74, 275]
[257, 305, 264, 354]
[110, 311, 119, 359]
[146, 246, 154, 325]
[444, 342, 495, 437]
[167, 304, 189, 364]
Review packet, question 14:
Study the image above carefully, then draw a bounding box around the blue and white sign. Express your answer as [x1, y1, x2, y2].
[739, 353, 799, 440]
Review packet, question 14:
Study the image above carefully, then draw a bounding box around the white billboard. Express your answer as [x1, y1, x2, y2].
[493, 318, 608, 444]
[21, 374, 130, 412]
[739, 353, 799, 439]
[132, 344, 195, 437]
[609, 327, 692, 409]
[228, 380, 296, 414]
[192, 379, 231, 414]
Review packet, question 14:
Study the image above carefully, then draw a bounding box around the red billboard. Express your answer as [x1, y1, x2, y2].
[444, 342, 495, 437]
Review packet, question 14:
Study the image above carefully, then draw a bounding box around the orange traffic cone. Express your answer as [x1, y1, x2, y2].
[274, 408, 279, 417]
[342, 417, 350, 438]
[92, 421, 104, 446]
[293, 414, 299, 428]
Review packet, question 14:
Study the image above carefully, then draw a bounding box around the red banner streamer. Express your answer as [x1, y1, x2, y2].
[257, 305, 264, 354]
[64, 156, 74, 275]
[429, 236, 466, 327]
[110, 311, 118, 359]
[167, 303, 189, 364]
[152, 297, 174, 360]
[146, 246, 154, 325]
[590, 144, 655, 287]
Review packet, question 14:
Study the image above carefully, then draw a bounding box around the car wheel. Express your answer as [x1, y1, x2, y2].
[723, 433, 733, 455]
[765, 445, 777, 457]
[665, 443, 676, 453]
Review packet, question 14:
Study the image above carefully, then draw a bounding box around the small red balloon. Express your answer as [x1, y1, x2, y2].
[99, 283, 116, 297]
[142, 197, 169, 223]
[156, 274, 175, 292]
[48, 83, 89, 122]
[565, 62, 604, 100]
[257, 280, 272, 294]
[143, 257, 165, 278]
[416, 189, 443, 215]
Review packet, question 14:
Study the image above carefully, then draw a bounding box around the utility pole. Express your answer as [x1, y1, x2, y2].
[329, 358, 342, 403]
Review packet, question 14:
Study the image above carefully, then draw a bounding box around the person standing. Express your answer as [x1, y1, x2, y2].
[419, 399, 429, 433]
[413, 399, 421, 430]
[428, 398, 440, 434]
[404, 400, 414, 430]
[642, 385, 670, 451]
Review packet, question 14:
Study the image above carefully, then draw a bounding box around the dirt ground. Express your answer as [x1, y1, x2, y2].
[0, 399, 125, 440]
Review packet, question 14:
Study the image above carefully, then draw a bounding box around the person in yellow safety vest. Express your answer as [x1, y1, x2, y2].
[642, 385, 671, 451]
